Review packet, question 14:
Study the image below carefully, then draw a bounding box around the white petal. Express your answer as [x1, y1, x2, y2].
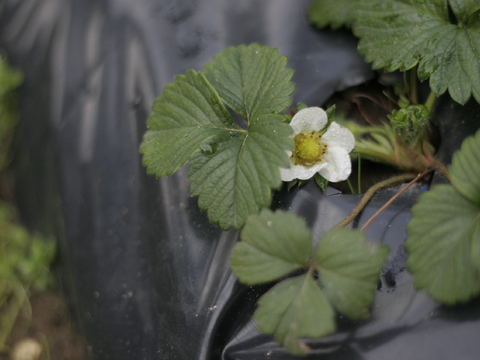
[318, 147, 352, 182]
[280, 161, 327, 182]
[290, 107, 328, 134]
[322, 122, 355, 152]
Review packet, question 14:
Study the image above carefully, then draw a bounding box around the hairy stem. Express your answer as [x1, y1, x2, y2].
[430, 158, 449, 179]
[408, 67, 419, 105]
[334, 173, 416, 229]
[424, 147, 450, 180]
[424, 91, 438, 112]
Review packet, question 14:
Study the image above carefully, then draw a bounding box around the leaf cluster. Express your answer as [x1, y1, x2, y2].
[140, 44, 296, 230]
[406, 128, 480, 304]
[0, 202, 56, 352]
[230, 209, 389, 355]
[308, 0, 480, 105]
[0, 204, 56, 293]
[388, 105, 430, 145]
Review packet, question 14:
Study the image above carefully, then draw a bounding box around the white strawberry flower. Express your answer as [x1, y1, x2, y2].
[280, 107, 355, 182]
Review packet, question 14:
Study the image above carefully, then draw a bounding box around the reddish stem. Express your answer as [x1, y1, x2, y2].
[360, 169, 433, 232]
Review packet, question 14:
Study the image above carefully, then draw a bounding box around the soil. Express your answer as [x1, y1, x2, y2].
[3, 290, 88, 360]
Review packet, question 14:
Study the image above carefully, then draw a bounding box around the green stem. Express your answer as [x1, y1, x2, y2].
[334, 173, 416, 229]
[430, 158, 449, 180]
[354, 148, 396, 166]
[424, 91, 438, 112]
[423, 145, 450, 180]
[346, 178, 355, 194]
[409, 67, 419, 105]
[357, 154, 362, 194]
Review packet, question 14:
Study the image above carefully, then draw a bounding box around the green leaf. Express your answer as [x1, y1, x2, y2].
[230, 210, 312, 284]
[286, 179, 299, 191]
[406, 184, 480, 304]
[229, 211, 392, 355]
[140, 70, 239, 177]
[308, 0, 357, 29]
[314, 228, 389, 319]
[254, 273, 335, 356]
[387, 104, 430, 145]
[472, 232, 480, 273]
[295, 103, 308, 113]
[0, 57, 22, 97]
[188, 116, 293, 230]
[314, 173, 329, 191]
[448, 0, 480, 24]
[449, 128, 480, 204]
[141, 45, 296, 230]
[352, 0, 480, 104]
[203, 44, 295, 122]
[0, 57, 22, 171]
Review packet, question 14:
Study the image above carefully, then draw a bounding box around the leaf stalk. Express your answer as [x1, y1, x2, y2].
[424, 91, 437, 112]
[360, 169, 432, 232]
[408, 67, 418, 105]
[334, 173, 416, 229]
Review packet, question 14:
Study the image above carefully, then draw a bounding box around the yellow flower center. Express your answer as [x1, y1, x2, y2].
[297, 136, 321, 161]
[292, 132, 327, 166]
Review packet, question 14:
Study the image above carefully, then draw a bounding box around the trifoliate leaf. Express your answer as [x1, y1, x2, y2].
[254, 274, 335, 356]
[308, 0, 356, 29]
[188, 115, 293, 230]
[203, 44, 295, 122]
[140, 70, 239, 177]
[406, 185, 480, 304]
[449, 128, 480, 204]
[230, 210, 312, 284]
[229, 211, 393, 355]
[141, 45, 296, 230]
[352, 0, 480, 104]
[314, 228, 389, 319]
